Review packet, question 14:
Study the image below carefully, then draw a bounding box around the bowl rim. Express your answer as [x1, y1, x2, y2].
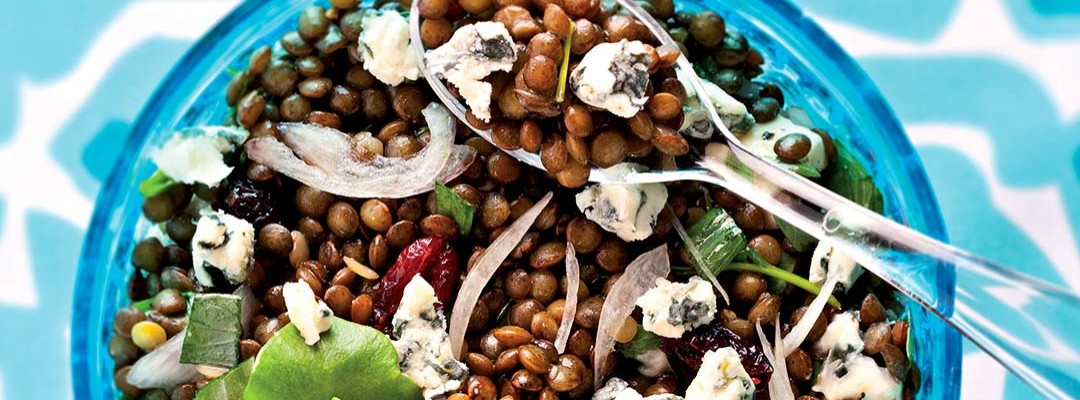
[70, 0, 956, 398]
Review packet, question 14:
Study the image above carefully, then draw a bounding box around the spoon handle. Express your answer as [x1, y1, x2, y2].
[699, 149, 1080, 399]
[611, 1, 1080, 397]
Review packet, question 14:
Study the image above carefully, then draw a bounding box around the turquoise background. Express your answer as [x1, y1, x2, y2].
[0, 0, 1077, 398]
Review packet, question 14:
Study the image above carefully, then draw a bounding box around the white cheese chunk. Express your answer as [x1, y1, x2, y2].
[151, 126, 248, 187]
[686, 347, 755, 400]
[635, 277, 717, 339]
[809, 241, 863, 292]
[812, 312, 902, 400]
[635, 349, 672, 377]
[680, 76, 755, 139]
[593, 377, 684, 400]
[391, 276, 468, 400]
[282, 281, 332, 346]
[576, 164, 667, 241]
[359, 10, 420, 86]
[739, 115, 828, 171]
[426, 22, 518, 122]
[570, 40, 652, 118]
[191, 211, 254, 287]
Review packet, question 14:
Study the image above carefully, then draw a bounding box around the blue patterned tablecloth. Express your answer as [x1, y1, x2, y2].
[1, 0, 1078, 398]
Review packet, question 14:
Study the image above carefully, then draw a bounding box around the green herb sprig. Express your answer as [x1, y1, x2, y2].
[138, 170, 176, 197]
[554, 22, 576, 103]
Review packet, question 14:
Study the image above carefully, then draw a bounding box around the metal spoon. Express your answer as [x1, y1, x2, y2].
[408, 3, 1080, 398]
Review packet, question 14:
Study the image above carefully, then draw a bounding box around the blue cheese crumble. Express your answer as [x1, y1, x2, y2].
[392, 275, 468, 400]
[809, 241, 863, 292]
[575, 164, 667, 242]
[593, 377, 684, 400]
[635, 276, 717, 338]
[570, 40, 652, 118]
[282, 281, 333, 345]
[680, 77, 755, 138]
[739, 115, 829, 171]
[686, 347, 755, 400]
[359, 10, 420, 86]
[426, 22, 518, 122]
[812, 312, 902, 400]
[151, 126, 248, 187]
[191, 211, 254, 288]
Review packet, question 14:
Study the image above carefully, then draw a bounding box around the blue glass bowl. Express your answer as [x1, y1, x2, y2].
[71, 0, 961, 398]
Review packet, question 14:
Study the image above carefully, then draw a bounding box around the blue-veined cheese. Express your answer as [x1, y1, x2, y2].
[191, 211, 254, 288]
[359, 10, 420, 86]
[426, 22, 518, 122]
[634, 349, 672, 377]
[392, 276, 468, 400]
[151, 126, 248, 187]
[812, 312, 902, 400]
[680, 76, 755, 138]
[739, 115, 828, 171]
[809, 241, 863, 292]
[575, 164, 667, 241]
[685, 347, 755, 400]
[593, 377, 684, 400]
[570, 40, 652, 118]
[635, 277, 717, 338]
[282, 281, 332, 346]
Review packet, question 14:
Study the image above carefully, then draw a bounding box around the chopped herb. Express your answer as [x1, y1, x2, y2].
[617, 326, 661, 358]
[196, 358, 254, 400]
[827, 142, 884, 213]
[181, 294, 243, 368]
[243, 318, 422, 400]
[138, 170, 176, 198]
[434, 182, 475, 235]
[776, 217, 816, 252]
[684, 208, 746, 277]
[554, 22, 575, 103]
[729, 262, 839, 307]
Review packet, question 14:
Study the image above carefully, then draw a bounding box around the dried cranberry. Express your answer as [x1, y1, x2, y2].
[661, 323, 773, 388]
[223, 178, 279, 226]
[372, 237, 459, 332]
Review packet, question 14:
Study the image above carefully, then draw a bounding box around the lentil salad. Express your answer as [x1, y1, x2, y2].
[107, 1, 918, 399]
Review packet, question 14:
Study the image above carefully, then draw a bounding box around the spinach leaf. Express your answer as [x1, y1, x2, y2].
[827, 142, 884, 213]
[685, 208, 746, 277]
[243, 318, 422, 400]
[195, 358, 254, 400]
[181, 294, 242, 368]
[617, 326, 661, 358]
[138, 170, 176, 198]
[776, 217, 817, 252]
[434, 182, 475, 235]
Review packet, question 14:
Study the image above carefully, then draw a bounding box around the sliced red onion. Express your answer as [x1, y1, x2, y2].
[554, 243, 580, 353]
[593, 245, 670, 389]
[670, 214, 731, 304]
[757, 321, 795, 400]
[782, 273, 839, 355]
[247, 103, 476, 199]
[126, 331, 201, 389]
[233, 286, 257, 338]
[448, 192, 554, 358]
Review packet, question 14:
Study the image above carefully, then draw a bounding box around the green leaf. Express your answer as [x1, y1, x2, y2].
[827, 142, 884, 213]
[181, 294, 243, 368]
[780, 161, 821, 178]
[138, 170, 177, 198]
[685, 208, 747, 277]
[195, 358, 254, 400]
[776, 217, 817, 252]
[434, 182, 475, 235]
[243, 318, 422, 400]
[617, 326, 661, 358]
[554, 22, 575, 103]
